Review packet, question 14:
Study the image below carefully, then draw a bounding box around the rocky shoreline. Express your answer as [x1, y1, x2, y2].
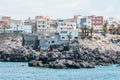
[0, 39, 120, 69]
[28, 45, 120, 68]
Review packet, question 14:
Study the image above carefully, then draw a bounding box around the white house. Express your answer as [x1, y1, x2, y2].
[59, 30, 78, 41]
[77, 16, 92, 28]
[9, 20, 32, 33]
[57, 19, 78, 41]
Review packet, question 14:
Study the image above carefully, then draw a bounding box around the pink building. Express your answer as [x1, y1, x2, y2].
[0, 16, 11, 28]
[88, 15, 103, 27]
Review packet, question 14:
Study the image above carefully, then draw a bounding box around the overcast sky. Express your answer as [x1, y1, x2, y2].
[0, 0, 119, 19]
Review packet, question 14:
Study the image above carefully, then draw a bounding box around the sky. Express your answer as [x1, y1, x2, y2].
[0, 0, 119, 19]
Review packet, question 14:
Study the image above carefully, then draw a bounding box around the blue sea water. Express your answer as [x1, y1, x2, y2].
[0, 62, 120, 80]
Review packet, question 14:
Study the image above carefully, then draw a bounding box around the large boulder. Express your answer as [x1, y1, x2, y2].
[28, 60, 43, 67]
[64, 60, 80, 68]
[28, 60, 38, 66]
[80, 61, 95, 68]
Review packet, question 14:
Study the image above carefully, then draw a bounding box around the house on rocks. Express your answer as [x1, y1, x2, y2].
[57, 18, 79, 41]
[22, 17, 79, 50]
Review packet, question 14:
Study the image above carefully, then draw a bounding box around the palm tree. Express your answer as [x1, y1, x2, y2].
[80, 26, 84, 36]
[67, 33, 72, 50]
[2, 25, 7, 39]
[103, 21, 108, 37]
[67, 33, 72, 44]
[90, 26, 94, 37]
[2, 25, 7, 33]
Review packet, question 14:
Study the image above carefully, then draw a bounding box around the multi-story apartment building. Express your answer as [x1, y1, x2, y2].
[57, 19, 76, 31]
[8, 19, 32, 33]
[36, 16, 50, 34]
[0, 16, 11, 29]
[77, 16, 91, 28]
[88, 15, 103, 26]
[57, 19, 78, 41]
[107, 17, 120, 34]
[49, 19, 58, 32]
[88, 15, 103, 31]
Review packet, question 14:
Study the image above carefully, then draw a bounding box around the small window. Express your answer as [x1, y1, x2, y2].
[62, 37, 65, 39]
[51, 41, 55, 43]
[61, 31, 67, 34]
[46, 36, 49, 38]
[60, 23, 63, 26]
[75, 37, 78, 39]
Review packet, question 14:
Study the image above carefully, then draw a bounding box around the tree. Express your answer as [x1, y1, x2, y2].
[2, 25, 7, 39]
[103, 21, 108, 37]
[2, 25, 7, 34]
[2, 25, 7, 33]
[67, 33, 72, 43]
[80, 26, 84, 36]
[90, 26, 94, 37]
[67, 33, 72, 50]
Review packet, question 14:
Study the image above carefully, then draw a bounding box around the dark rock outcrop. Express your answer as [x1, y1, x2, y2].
[28, 45, 120, 68]
[1, 43, 120, 69]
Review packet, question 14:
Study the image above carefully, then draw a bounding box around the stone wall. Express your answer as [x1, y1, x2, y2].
[22, 34, 39, 49]
[0, 33, 22, 44]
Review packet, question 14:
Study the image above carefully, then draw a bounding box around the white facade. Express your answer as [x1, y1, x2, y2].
[57, 19, 78, 41]
[59, 30, 78, 41]
[49, 27, 57, 32]
[77, 16, 92, 28]
[22, 25, 32, 33]
[0, 20, 32, 33]
[11, 21, 32, 33]
[108, 17, 120, 28]
[57, 19, 77, 31]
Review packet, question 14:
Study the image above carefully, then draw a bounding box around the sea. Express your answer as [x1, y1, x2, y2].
[0, 62, 120, 80]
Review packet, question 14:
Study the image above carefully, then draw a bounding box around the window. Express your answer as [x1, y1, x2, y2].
[61, 31, 67, 34]
[43, 21, 44, 24]
[42, 25, 45, 28]
[75, 37, 78, 39]
[43, 21, 46, 24]
[51, 41, 55, 43]
[61, 23, 63, 26]
[92, 22, 95, 24]
[62, 37, 65, 39]
[98, 18, 101, 20]
[46, 36, 49, 38]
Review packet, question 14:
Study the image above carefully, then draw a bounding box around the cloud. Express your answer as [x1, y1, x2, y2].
[90, 6, 116, 18]
[0, 0, 119, 19]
